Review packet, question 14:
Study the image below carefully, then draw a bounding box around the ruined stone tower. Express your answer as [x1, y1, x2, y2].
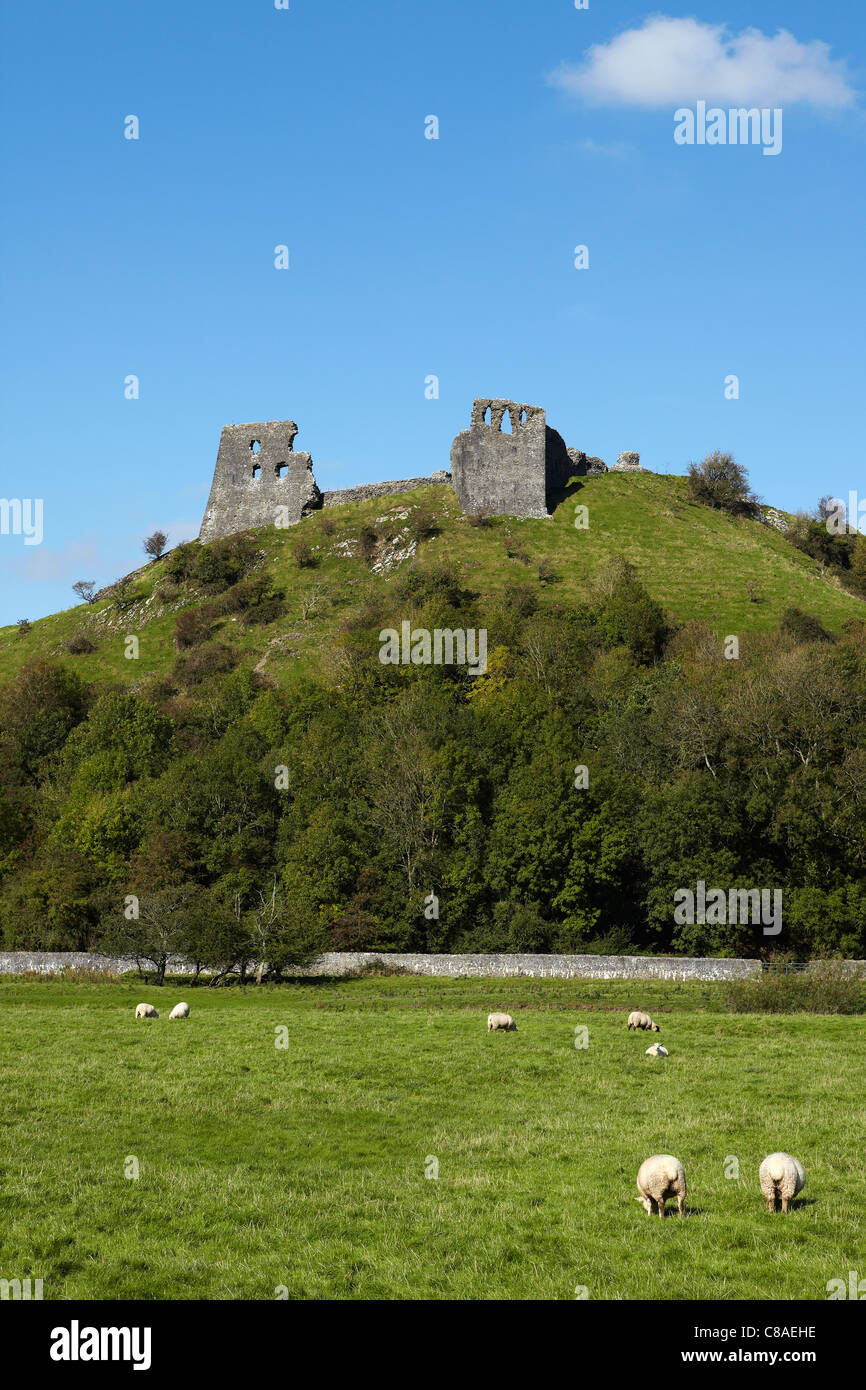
[197, 401, 639, 542]
[449, 399, 572, 519]
[199, 420, 321, 543]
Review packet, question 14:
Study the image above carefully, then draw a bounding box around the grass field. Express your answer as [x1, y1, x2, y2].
[1, 975, 864, 1301]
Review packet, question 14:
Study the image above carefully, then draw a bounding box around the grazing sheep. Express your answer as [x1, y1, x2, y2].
[635, 1155, 686, 1218]
[759, 1153, 805, 1214]
[627, 1011, 660, 1032]
[169, 1002, 190, 1020]
[645, 1042, 669, 1057]
[135, 1003, 159, 1019]
[487, 1012, 517, 1032]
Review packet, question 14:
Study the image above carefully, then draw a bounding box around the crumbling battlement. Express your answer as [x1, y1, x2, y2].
[449, 398, 572, 519]
[199, 420, 321, 542]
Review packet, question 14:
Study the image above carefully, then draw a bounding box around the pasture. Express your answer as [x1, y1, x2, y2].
[0, 975, 863, 1300]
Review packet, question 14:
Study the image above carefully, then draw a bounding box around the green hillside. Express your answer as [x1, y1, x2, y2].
[0, 472, 861, 689]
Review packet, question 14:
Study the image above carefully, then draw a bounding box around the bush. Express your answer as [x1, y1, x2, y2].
[164, 541, 199, 584]
[503, 583, 538, 619]
[724, 962, 865, 1015]
[241, 598, 287, 627]
[174, 609, 216, 650]
[468, 507, 493, 528]
[172, 642, 238, 685]
[781, 606, 833, 644]
[503, 536, 530, 563]
[292, 540, 317, 569]
[408, 509, 439, 543]
[393, 562, 474, 611]
[219, 577, 271, 614]
[194, 535, 259, 591]
[66, 632, 95, 655]
[687, 451, 760, 518]
[154, 579, 183, 604]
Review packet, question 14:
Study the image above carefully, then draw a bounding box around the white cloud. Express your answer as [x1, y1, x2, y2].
[576, 137, 633, 158]
[549, 16, 856, 109]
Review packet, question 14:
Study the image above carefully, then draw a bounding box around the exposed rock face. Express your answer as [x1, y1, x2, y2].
[199, 420, 321, 542]
[449, 399, 571, 519]
[763, 507, 790, 532]
[612, 451, 643, 472]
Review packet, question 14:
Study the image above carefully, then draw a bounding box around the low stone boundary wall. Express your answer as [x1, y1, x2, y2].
[2, 952, 862, 981]
[285, 953, 764, 981]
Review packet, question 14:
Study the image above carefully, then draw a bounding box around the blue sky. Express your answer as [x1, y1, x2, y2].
[1, 1, 864, 624]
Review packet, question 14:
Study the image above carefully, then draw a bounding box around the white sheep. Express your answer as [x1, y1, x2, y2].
[487, 1012, 517, 1032]
[135, 1003, 159, 1019]
[169, 1002, 190, 1020]
[635, 1155, 686, 1218]
[627, 1011, 659, 1032]
[645, 1042, 669, 1057]
[759, 1153, 805, 1214]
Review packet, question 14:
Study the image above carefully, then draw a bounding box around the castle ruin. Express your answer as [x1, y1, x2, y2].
[198, 401, 643, 542]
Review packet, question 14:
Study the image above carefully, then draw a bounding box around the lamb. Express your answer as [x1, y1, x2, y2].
[487, 1012, 517, 1032]
[627, 1011, 659, 1032]
[645, 1042, 669, 1057]
[635, 1155, 686, 1218]
[759, 1153, 805, 1214]
[135, 1003, 159, 1019]
[169, 1002, 190, 1020]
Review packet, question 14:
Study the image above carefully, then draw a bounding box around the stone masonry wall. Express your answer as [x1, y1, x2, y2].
[449, 399, 572, 519]
[199, 420, 321, 542]
[4, 952, 864, 980]
[0, 951, 820, 980]
[322, 472, 451, 507]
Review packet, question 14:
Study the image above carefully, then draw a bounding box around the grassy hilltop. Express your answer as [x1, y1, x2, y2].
[1, 472, 862, 690]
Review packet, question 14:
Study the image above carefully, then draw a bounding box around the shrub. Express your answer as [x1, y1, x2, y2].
[503, 583, 538, 619]
[408, 509, 439, 543]
[503, 536, 530, 563]
[393, 562, 473, 610]
[165, 541, 199, 583]
[241, 598, 287, 627]
[781, 606, 833, 644]
[172, 642, 238, 685]
[194, 535, 259, 591]
[66, 631, 95, 655]
[154, 579, 183, 604]
[724, 962, 865, 1015]
[687, 451, 760, 518]
[16, 619, 31, 638]
[174, 609, 215, 650]
[468, 507, 493, 528]
[292, 539, 317, 568]
[537, 559, 558, 584]
[219, 576, 271, 614]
